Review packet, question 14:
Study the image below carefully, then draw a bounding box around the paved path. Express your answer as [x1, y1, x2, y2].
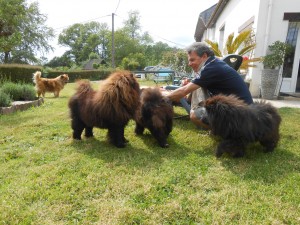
[151, 85, 300, 109]
[254, 98, 300, 108]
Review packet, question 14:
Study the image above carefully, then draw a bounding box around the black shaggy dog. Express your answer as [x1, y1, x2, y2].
[68, 70, 140, 148]
[203, 94, 281, 158]
[135, 87, 174, 148]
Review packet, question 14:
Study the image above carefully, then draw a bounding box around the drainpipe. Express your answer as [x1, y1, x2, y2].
[264, 0, 283, 96]
[263, 0, 273, 55]
[262, 0, 284, 96]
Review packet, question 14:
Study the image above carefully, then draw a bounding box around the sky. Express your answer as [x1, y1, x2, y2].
[28, 0, 219, 59]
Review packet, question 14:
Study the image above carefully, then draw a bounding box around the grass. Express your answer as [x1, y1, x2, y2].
[0, 79, 300, 224]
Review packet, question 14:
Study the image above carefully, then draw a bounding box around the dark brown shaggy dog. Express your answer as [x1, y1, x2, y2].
[68, 70, 140, 148]
[203, 94, 281, 158]
[135, 87, 174, 148]
[33, 71, 69, 97]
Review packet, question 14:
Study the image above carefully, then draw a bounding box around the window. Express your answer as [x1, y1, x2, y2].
[238, 16, 254, 33]
[282, 22, 300, 78]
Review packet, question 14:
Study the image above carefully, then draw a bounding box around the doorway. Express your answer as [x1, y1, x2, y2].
[281, 21, 300, 93]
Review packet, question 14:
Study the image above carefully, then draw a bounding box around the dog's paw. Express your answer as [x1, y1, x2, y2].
[232, 151, 245, 158]
[160, 143, 169, 148]
[263, 147, 274, 153]
[215, 152, 223, 158]
[115, 143, 126, 148]
[73, 134, 82, 140]
[215, 147, 223, 158]
[73, 137, 82, 140]
[262, 142, 276, 153]
[85, 134, 94, 138]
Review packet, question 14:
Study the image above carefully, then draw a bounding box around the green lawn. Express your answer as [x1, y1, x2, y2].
[0, 79, 300, 224]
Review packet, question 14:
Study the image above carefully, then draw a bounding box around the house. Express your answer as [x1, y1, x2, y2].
[82, 59, 107, 70]
[194, 0, 300, 97]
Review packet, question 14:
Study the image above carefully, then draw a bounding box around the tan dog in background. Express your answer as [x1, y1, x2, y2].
[33, 71, 69, 97]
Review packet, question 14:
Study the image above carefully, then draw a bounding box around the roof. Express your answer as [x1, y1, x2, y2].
[206, 0, 230, 28]
[194, 0, 230, 41]
[194, 3, 217, 41]
[82, 59, 106, 70]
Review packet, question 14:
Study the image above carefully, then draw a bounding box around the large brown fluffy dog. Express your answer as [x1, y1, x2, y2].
[33, 71, 69, 97]
[68, 70, 140, 148]
[135, 87, 174, 148]
[203, 94, 281, 158]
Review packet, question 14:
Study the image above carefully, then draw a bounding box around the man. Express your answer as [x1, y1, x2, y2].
[166, 42, 253, 129]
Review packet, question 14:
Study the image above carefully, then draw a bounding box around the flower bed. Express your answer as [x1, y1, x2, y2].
[0, 98, 44, 115]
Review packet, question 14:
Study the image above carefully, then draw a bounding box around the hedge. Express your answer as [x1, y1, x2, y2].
[44, 69, 113, 82]
[0, 64, 114, 83]
[0, 64, 42, 83]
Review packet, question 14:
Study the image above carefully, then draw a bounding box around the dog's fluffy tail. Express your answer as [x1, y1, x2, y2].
[75, 80, 93, 94]
[32, 71, 42, 84]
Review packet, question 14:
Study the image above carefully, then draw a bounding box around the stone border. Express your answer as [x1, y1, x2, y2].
[0, 98, 44, 115]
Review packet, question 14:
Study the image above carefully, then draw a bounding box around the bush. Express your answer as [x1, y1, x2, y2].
[20, 84, 36, 100]
[262, 41, 293, 69]
[1, 82, 23, 100]
[0, 82, 36, 101]
[0, 90, 12, 107]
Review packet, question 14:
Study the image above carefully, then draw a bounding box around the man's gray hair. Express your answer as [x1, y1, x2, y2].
[186, 42, 215, 57]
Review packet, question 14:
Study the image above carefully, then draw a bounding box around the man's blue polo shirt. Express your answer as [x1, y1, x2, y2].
[192, 56, 253, 104]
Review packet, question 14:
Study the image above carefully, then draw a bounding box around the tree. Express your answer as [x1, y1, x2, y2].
[55, 10, 173, 68]
[97, 23, 110, 60]
[45, 52, 74, 68]
[144, 42, 174, 66]
[58, 21, 109, 64]
[0, 0, 54, 64]
[120, 52, 146, 70]
[162, 49, 191, 73]
[0, 0, 25, 38]
[109, 11, 153, 67]
[123, 10, 141, 40]
[107, 28, 144, 67]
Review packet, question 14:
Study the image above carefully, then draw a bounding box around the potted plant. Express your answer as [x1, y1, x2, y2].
[261, 41, 292, 100]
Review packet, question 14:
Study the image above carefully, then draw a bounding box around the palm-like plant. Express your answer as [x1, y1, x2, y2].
[204, 40, 223, 57]
[205, 29, 261, 71]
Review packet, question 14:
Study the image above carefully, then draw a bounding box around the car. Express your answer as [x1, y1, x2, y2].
[135, 73, 142, 78]
[144, 66, 155, 71]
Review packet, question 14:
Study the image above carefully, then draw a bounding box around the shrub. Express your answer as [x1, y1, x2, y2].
[0, 82, 36, 101]
[93, 63, 99, 69]
[20, 84, 36, 100]
[0, 90, 12, 107]
[1, 82, 23, 100]
[89, 52, 99, 60]
[262, 41, 293, 69]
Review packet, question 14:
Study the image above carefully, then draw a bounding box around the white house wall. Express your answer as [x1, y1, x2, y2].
[202, 0, 300, 97]
[204, 0, 261, 96]
[211, 0, 260, 47]
[254, 0, 300, 96]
